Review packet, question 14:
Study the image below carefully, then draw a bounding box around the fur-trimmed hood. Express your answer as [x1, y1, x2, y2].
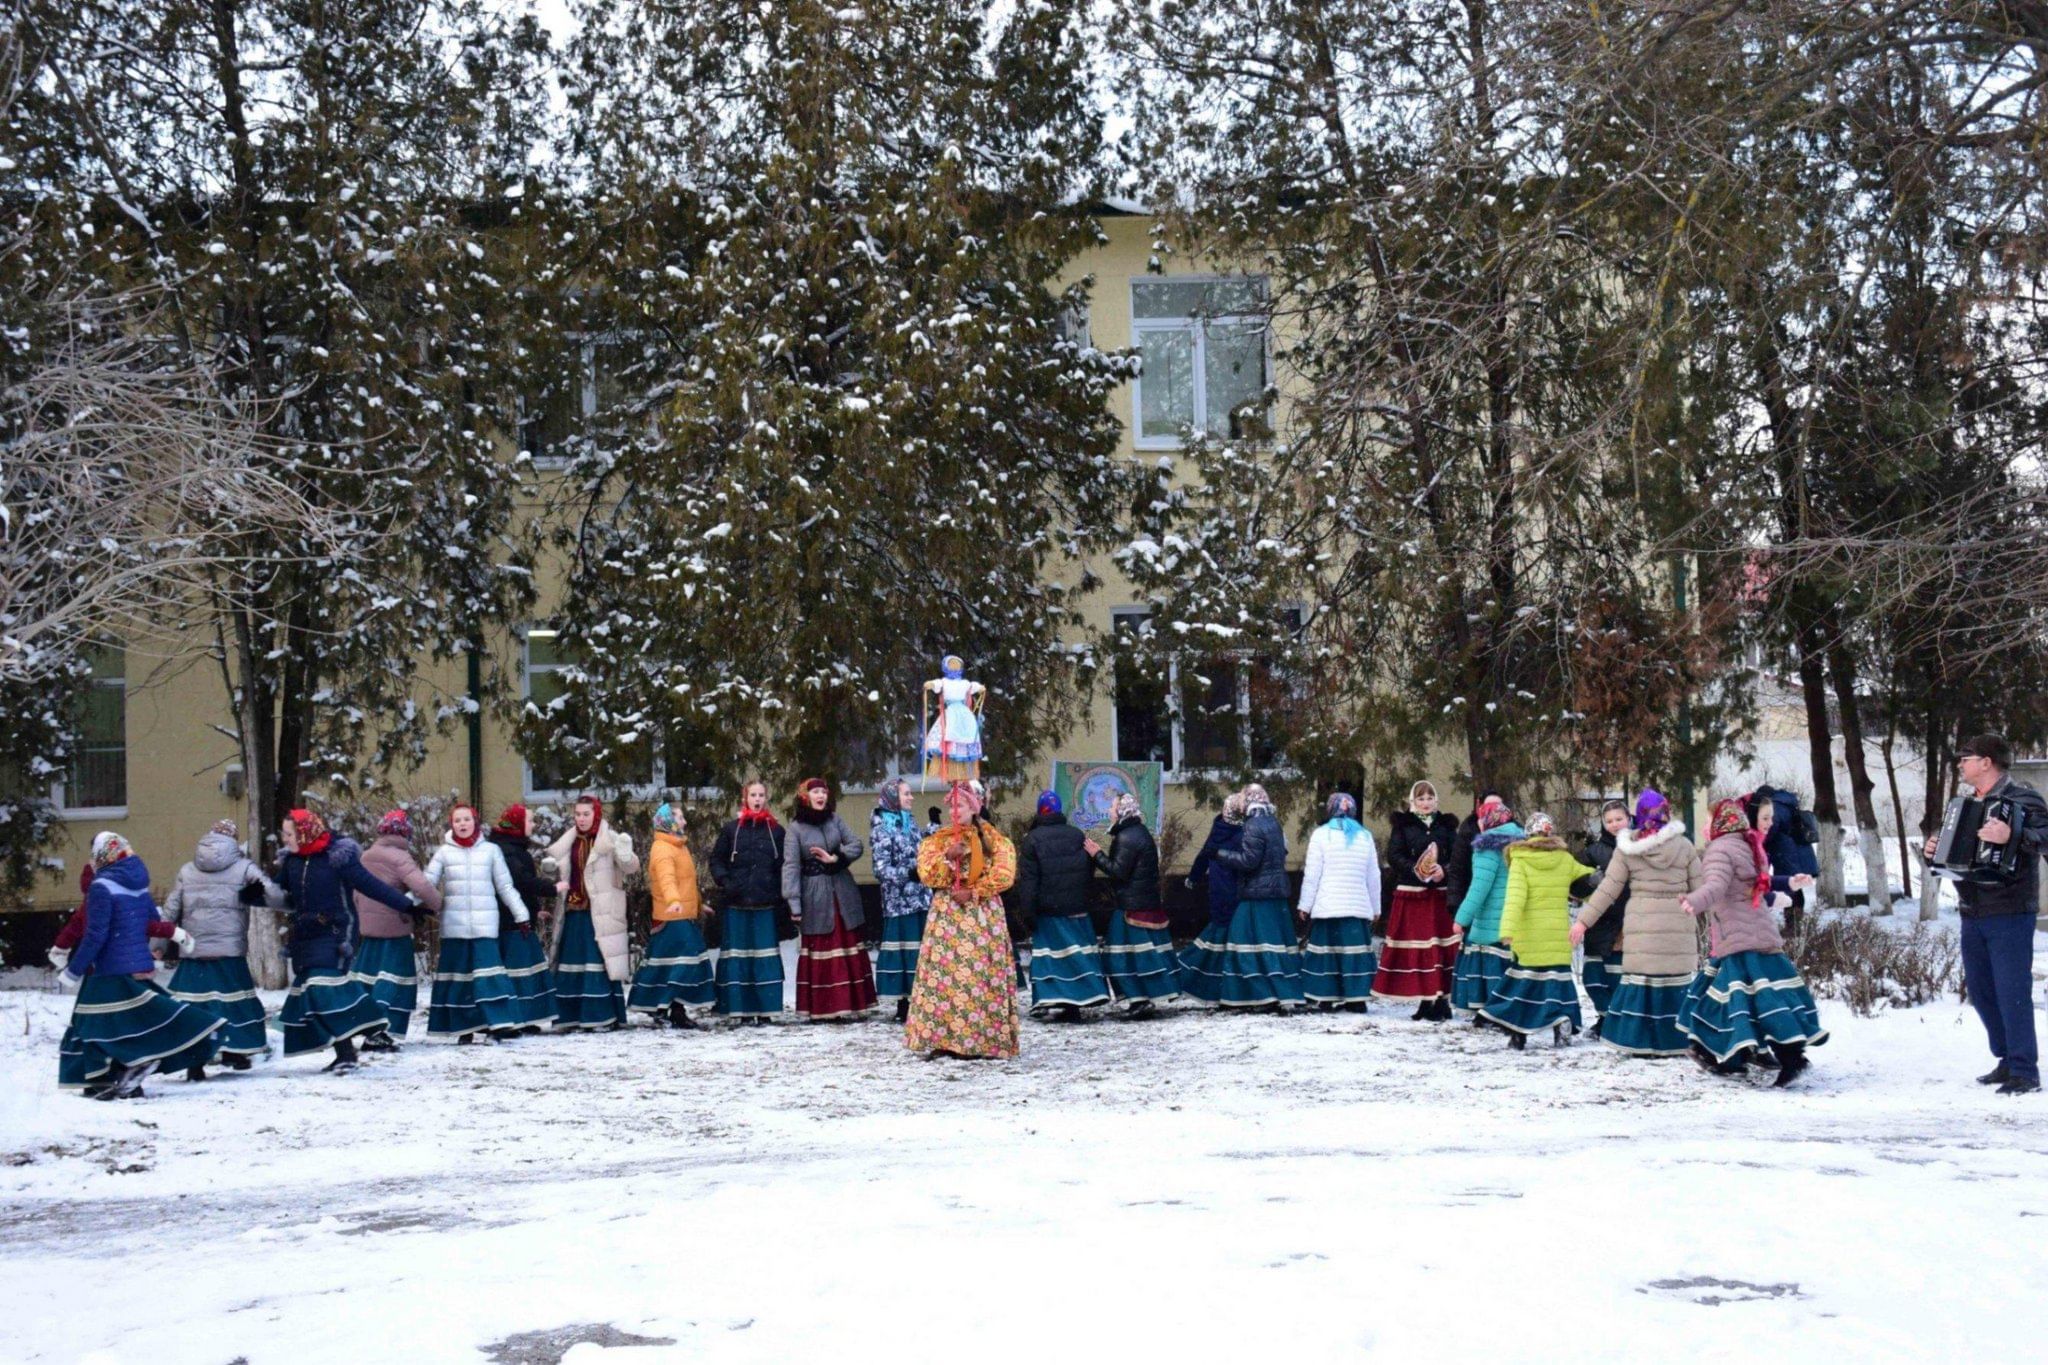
[1506, 834, 1567, 858]
[1616, 820, 1687, 856]
[1472, 824, 1524, 854]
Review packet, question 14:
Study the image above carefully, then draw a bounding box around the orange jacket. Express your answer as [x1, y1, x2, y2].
[648, 832, 702, 921]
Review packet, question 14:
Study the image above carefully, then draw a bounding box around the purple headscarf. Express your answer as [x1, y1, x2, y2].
[1634, 789, 1671, 835]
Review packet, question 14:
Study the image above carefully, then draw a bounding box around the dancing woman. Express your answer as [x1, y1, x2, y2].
[1570, 790, 1703, 1058]
[1449, 798, 1523, 1017]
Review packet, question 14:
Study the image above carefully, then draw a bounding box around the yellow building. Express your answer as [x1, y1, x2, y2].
[16, 212, 1480, 915]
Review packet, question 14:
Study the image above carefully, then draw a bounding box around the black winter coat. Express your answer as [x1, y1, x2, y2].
[1571, 832, 1627, 956]
[710, 817, 787, 908]
[1387, 811, 1457, 885]
[489, 831, 551, 934]
[1187, 815, 1245, 925]
[1957, 774, 2048, 918]
[1092, 815, 1163, 916]
[1213, 809, 1289, 901]
[1444, 813, 1482, 911]
[1015, 812, 1093, 925]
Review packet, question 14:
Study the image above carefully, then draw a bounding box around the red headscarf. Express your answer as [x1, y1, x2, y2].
[1476, 797, 1513, 832]
[449, 803, 482, 848]
[289, 808, 332, 857]
[566, 796, 602, 911]
[493, 803, 528, 839]
[1710, 798, 1772, 907]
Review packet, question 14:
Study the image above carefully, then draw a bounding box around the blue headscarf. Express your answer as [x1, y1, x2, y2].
[1324, 791, 1363, 845]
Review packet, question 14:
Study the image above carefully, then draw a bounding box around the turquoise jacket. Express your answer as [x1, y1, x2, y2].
[1452, 822, 1524, 945]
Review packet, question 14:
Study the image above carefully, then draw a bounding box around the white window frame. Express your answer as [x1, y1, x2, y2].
[520, 626, 722, 803]
[54, 645, 128, 819]
[1108, 604, 1305, 783]
[521, 333, 640, 471]
[1129, 274, 1273, 452]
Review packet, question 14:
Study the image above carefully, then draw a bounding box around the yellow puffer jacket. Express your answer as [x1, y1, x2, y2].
[1498, 838, 1594, 968]
[648, 832, 702, 922]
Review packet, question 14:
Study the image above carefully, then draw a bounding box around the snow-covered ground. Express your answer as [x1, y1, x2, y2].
[2, 950, 2044, 1365]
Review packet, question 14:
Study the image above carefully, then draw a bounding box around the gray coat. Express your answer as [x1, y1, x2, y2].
[162, 832, 282, 960]
[782, 811, 867, 935]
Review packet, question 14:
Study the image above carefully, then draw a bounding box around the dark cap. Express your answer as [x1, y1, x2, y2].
[1958, 733, 2011, 768]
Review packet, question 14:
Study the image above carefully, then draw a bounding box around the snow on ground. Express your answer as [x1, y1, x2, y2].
[2, 949, 2044, 1365]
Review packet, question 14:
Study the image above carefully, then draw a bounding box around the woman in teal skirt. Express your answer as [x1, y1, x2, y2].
[1090, 792, 1180, 1016]
[163, 820, 281, 1075]
[1477, 813, 1593, 1048]
[1678, 798, 1829, 1086]
[1183, 784, 1303, 1011]
[870, 777, 935, 1022]
[60, 833, 224, 1100]
[1296, 793, 1381, 1011]
[489, 804, 558, 1031]
[546, 795, 638, 1030]
[423, 804, 531, 1042]
[1450, 798, 1523, 1017]
[709, 781, 788, 1021]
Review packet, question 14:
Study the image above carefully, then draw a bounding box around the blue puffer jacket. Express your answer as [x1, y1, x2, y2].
[1213, 808, 1289, 902]
[67, 855, 161, 979]
[278, 836, 412, 971]
[1755, 786, 1819, 907]
[1453, 822, 1525, 945]
[1188, 815, 1245, 925]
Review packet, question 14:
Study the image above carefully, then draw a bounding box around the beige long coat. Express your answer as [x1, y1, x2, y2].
[1576, 821, 1704, 978]
[547, 819, 640, 981]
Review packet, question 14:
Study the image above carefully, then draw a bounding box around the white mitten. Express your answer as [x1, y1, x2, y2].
[614, 832, 633, 858]
[47, 946, 70, 972]
[172, 927, 197, 952]
[1769, 892, 1792, 912]
[61, 971, 84, 995]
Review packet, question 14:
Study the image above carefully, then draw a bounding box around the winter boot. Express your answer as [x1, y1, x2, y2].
[224, 1053, 253, 1071]
[491, 1027, 521, 1043]
[1315, 1001, 1337, 1013]
[1343, 1001, 1369, 1014]
[1996, 1074, 2040, 1095]
[1124, 999, 1159, 1020]
[1552, 1022, 1572, 1048]
[667, 1002, 698, 1031]
[111, 1059, 159, 1099]
[1410, 1000, 1430, 1021]
[1587, 1018, 1603, 1042]
[1978, 1063, 2010, 1086]
[894, 998, 911, 1024]
[325, 1038, 361, 1074]
[1050, 1004, 1083, 1024]
[360, 1030, 399, 1054]
[185, 1064, 208, 1083]
[1770, 1042, 1809, 1088]
[1507, 1031, 1527, 1051]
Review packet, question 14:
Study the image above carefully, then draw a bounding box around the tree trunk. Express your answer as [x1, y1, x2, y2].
[1796, 625, 1843, 919]
[1879, 717, 1919, 919]
[1826, 641, 1888, 912]
[233, 603, 287, 989]
[1916, 708, 1948, 924]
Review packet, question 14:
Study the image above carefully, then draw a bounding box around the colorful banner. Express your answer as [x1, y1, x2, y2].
[1052, 760, 1164, 833]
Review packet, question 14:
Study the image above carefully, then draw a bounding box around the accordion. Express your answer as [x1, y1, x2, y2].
[1930, 795, 2028, 883]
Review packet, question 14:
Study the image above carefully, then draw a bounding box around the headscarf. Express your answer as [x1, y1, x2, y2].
[1523, 811, 1556, 839]
[1325, 791, 1363, 845]
[942, 655, 965, 679]
[1407, 780, 1437, 811]
[1476, 797, 1513, 832]
[1222, 792, 1249, 825]
[288, 809, 331, 857]
[448, 803, 483, 848]
[877, 777, 912, 814]
[210, 819, 239, 839]
[1241, 783, 1274, 816]
[566, 797, 602, 911]
[90, 831, 132, 870]
[1036, 789, 1063, 816]
[652, 802, 686, 836]
[947, 780, 985, 824]
[493, 804, 528, 839]
[377, 809, 413, 841]
[1712, 796, 1773, 908]
[1110, 791, 1143, 825]
[1633, 789, 1670, 835]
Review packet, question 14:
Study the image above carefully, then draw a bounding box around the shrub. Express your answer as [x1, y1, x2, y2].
[1787, 913, 1961, 1016]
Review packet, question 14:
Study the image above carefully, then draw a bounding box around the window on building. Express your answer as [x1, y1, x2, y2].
[1131, 277, 1271, 447]
[59, 644, 126, 811]
[1112, 610, 1173, 767]
[1110, 606, 1305, 775]
[520, 336, 642, 469]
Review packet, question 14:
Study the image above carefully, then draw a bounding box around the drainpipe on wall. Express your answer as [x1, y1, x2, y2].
[467, 641, 484, 805]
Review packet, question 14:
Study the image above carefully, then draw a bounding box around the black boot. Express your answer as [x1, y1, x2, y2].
[1342, 1001, 1369, 1014]
[1689, 1042, 1722, 1075]
[104, 1059, 158, 1099]
[1411, 1000, 1430, 1021]
[224, 1053, 253, 1071]
[1552, 1022, 1571, 1048]
[491, 1027, 521, 1042]
[894, 998, 911, 1024]
[1124, 999, 1159, 1020]
[325, 1038, 360, 1073]
[1978, 1063, 2010, 1086]
[1587, 1018, 1603, 1042]
[457, 1034, 476, 1046]
[360, 1029, 399, 1054]
[1507, 1031, 1527, 1051]
[1771, 1042, 1808, 1088]
[185, 1064, 207, 1083]
[668, 1002, 697, 1030]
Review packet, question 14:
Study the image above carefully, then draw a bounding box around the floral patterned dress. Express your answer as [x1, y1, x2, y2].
[904, 821, 1019, 1059]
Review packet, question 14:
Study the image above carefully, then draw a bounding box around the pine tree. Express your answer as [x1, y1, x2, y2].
[541, 0, 1136, 792]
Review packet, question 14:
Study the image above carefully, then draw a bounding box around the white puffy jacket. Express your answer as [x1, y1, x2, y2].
[424, 836, 528, 940]
[1298, 823, 1383, 920]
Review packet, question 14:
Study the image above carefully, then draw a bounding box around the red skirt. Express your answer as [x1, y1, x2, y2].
[796, 907, 878, 1019]
[1373, 886, 1460, 1001]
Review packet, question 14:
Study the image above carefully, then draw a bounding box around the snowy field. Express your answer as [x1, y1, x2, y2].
[2, 949, 2045, 1365]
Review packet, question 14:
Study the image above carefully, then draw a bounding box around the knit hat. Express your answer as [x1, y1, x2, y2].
[1476, 796, 1513, 832]
[652, 802, 686, 836]
[89, 831, 131, 869]
[493, 803, 529, 838]
[210, 819, 239, 839]
[1037, 789, 1063, 816]
[1524, 811, 1556, 838]
[377, 809, 414, 840]
[1326, 792, 1358, 822]
[1634, 789, 1670, 834]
